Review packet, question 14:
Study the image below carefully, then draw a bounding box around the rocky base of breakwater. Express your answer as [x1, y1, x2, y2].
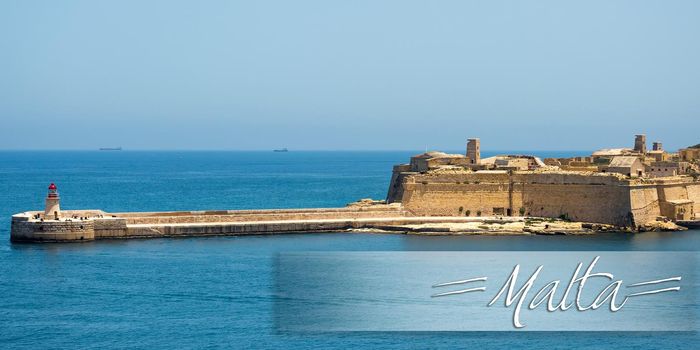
[350, 217, 686, 236]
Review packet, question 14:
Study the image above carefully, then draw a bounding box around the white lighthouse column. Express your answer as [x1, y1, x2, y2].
[44, 183, 61, 220]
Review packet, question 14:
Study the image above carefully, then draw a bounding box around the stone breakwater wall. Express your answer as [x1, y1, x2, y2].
[11, 206, 407, 242]
[11, 217, 96, 242]
[114, 206, 402, 225]
[390, 171, 699, 227]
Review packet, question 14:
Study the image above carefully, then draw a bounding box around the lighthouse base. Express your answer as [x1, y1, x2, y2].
[11, 216, 95, 243]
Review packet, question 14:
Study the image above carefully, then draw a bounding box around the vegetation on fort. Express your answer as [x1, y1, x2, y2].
[689, 143, 700, 149]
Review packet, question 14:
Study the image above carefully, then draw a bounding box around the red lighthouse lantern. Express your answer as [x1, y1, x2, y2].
[48, 183, 58, 197]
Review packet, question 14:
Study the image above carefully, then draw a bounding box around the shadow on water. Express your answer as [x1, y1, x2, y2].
[6, 230, 700, 255]
[401, 230, 700, 251]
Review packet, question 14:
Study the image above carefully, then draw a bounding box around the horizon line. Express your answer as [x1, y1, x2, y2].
[0, 148, 599, 152]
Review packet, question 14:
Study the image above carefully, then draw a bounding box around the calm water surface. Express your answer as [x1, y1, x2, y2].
[0, 151, 697, 349]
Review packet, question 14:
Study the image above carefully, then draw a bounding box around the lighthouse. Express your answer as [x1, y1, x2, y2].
[44, 183, 61, 220]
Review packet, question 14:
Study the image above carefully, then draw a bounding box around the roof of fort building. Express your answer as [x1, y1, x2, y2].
[608, 156, 642, 168]
[592, 148, 634, 157]
[412, 151, 464, 159]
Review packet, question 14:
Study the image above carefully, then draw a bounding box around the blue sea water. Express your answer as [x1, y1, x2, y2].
[0, 151, 698, 349]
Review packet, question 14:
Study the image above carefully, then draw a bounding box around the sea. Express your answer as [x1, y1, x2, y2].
[0, 150, 698, 349]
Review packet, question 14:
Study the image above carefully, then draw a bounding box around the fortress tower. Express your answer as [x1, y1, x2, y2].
[467, 138, 481, 165]
[44, 183, 61, 220]
[634, 134, 647, 154]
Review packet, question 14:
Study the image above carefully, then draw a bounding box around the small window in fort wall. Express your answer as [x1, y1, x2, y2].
[493, 208, 505, 215]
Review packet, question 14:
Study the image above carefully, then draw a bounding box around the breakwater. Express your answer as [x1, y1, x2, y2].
[11, 204, 629, 243]
[10, 206, 396, 242]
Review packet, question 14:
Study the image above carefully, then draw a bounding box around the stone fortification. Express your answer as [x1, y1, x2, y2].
[387, 168, 698, 227]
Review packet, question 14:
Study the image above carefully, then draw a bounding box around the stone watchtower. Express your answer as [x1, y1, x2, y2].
[467, 138, 481, 165]
[44, 183, 61, 220]
[634, 134, 647, 154]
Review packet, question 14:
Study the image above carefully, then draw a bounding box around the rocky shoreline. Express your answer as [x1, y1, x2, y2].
[350, 217, 686, 236]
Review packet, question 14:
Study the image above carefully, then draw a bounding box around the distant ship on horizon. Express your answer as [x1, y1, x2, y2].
[99, 147, 122, 151]
[273, 148, 288, 152]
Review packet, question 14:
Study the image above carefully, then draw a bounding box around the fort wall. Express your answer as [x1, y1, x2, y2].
[395, 171, 699, 227]
[629, 185, 660, 226]
[689, 184, 700, 213]
[386, 165, 414, 203]
[524, 183, 631, 226]
[400, 172, 520, 217]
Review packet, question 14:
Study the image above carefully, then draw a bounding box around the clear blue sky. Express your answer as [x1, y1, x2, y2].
[1, 0, 698, 151]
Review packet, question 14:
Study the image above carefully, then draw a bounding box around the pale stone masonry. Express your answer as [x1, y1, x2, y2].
[386, 168, 698, 226]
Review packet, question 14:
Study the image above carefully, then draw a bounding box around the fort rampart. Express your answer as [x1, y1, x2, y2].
[389, 170, 699, 227]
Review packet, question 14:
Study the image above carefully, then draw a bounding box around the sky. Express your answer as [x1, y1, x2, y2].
[1, 0, 698, 151]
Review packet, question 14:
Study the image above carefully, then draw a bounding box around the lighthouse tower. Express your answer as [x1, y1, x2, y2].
[44, 183, 61, 220]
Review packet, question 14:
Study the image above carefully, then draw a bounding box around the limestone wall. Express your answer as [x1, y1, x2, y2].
[395, 171, 681, 226]
[118, 206, 404, 225]
[93, 218, 128, 238]
[524, 183, 632, 226]
[629, 186, 660, 225]
[386, 165, 414, 203]
[10, 216, 95, 242]
[398, 172, 635, 225]
[401, 176, 519, 217]
[395, 169, 700, 226]
[519, 173, 634, 225]
[688, 184, 700, 215]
